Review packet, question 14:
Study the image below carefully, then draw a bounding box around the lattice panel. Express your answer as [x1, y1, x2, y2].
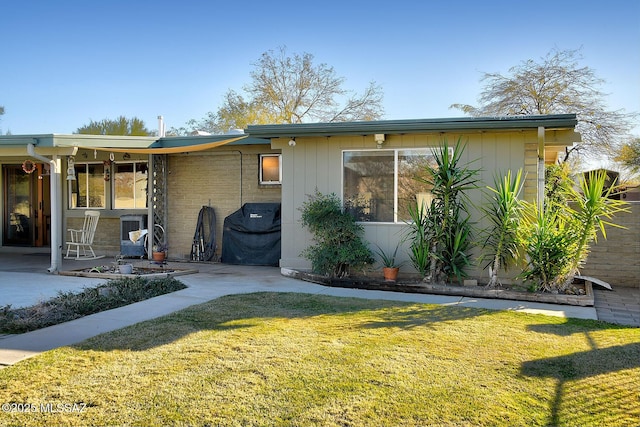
[151, 154, 168, 249]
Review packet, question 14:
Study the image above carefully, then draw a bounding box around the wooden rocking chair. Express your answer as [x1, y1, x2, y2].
[65, 210, 105, 260]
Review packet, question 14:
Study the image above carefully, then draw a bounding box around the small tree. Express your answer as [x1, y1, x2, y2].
[299, 191, 373, 278]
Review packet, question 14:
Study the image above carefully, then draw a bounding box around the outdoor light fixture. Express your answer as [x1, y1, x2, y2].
[288, 137, 296, 147]
[66, 156, 76, 181]
[374, 133, 385, 148]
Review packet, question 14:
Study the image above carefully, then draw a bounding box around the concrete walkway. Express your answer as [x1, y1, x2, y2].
[0, 250, 637, 368]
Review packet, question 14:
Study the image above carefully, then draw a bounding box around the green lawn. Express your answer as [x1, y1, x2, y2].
[1, 292, 638, 427]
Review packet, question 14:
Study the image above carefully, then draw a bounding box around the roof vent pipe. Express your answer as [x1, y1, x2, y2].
[158, 115, 166, 137]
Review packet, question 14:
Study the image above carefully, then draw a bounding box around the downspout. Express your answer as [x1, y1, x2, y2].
[27, 143, 61, 273]
[537, 127, 546, 208]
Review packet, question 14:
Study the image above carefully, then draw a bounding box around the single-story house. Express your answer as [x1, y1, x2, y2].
[4, 113, 635, 288]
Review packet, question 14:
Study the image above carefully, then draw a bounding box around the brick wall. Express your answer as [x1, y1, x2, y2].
[166, 146, 281, 260]
[580, 202, 640, 289]
[65, 216, 122, 257]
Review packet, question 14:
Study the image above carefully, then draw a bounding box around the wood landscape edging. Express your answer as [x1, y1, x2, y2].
[281, 268, 595, 307]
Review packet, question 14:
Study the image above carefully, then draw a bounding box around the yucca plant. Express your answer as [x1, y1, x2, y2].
[404, 202, 432, 278]
[481, 169, 525, 288]
[414, 138, 480, 284]
[518, 202, 575, 292]
[518, 169, 629, 292]
[561, 170, 630, 287]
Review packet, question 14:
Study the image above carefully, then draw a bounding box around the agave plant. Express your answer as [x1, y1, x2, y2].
[481, 169, 525, 288]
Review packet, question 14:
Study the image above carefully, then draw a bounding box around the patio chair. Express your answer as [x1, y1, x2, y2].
[64, 210, 105, 260]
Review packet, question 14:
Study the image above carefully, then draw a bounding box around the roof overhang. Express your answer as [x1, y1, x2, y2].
[0, 134, 256, 157]
[247, 114, 579, 138]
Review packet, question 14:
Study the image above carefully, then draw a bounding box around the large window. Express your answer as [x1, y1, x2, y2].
[343, 149, 437, 223]
[69, 163, 105, 209]
[113, 161, 148, 209]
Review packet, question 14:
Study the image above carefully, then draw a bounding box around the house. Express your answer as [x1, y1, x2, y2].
[246, 114, 581, 279]
[9, 113, 638, 288]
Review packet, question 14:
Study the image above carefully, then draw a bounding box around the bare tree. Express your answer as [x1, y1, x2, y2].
[177, 46, 384, 135]
[451, 48, 637, 160]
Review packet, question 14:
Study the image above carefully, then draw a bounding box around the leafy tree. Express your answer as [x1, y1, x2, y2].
[450, 48, 637, 160]
[615, 137, 640, 172]
[76, 116, 151, 136]
[176, 46, 384, 134]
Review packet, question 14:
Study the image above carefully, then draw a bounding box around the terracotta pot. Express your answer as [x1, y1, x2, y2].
[383, 267, 400, 282]
[152, 251, 166, 262]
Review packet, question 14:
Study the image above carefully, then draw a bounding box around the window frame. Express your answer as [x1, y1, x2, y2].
[111, 160, 149, 210]
[342, 147, 449, 224]
[68, 162, 106, 210]
[259, 154, 282, 185]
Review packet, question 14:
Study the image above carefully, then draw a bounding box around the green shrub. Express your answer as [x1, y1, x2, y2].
[0, 277, 186, 334]
[300, 191, 373, 277]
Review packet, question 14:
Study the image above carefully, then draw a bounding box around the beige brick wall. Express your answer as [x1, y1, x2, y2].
[580, 202, 640, 289]
[166, 146, 281, 260]
[65, 216, 122, 257]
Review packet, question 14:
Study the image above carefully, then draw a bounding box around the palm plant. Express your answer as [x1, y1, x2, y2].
[481, 169, 525, 288]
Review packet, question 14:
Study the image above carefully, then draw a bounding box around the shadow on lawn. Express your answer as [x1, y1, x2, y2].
[73, 292, 487, 352]
[521, 337, 640, 426]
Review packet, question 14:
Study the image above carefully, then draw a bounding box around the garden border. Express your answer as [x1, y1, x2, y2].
[282, 268, 595, 307]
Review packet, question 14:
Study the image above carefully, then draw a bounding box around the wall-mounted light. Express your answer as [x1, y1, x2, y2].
[66, 156, 76, 181]
[374, 134, 385, 149]
[288, 137, 296, 147]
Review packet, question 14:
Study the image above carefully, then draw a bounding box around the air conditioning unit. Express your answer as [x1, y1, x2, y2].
[120, 215, 147, 257]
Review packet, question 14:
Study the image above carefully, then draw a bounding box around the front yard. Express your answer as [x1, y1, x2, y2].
[1, 292, 638, 426]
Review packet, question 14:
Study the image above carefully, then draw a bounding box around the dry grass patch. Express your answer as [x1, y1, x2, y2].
[0, 292, 638, 426]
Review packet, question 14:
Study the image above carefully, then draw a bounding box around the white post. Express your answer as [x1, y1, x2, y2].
[27, 143, 61, 273]
[537, 127, 546, 208]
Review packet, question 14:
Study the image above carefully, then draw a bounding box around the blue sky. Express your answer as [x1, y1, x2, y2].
[1, 0, 638, 136]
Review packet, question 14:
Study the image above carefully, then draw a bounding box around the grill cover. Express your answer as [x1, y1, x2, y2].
[221, 203, 281, 266]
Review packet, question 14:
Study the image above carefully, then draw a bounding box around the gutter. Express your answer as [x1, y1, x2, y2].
[27, 143, 61, 273]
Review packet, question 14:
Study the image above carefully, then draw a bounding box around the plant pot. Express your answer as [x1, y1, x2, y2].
[152, 251, 166, 262]
[118, 264, 133, 274]
[383, 267, 400, 282]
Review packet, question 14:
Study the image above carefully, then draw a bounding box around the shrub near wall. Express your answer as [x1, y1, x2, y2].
[580, 202, 640, 288]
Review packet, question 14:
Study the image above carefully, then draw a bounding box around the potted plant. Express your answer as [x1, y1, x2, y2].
[152, 243, 167, 262]
[114, 254, 133, 274]
[374, 243, 404, 282]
